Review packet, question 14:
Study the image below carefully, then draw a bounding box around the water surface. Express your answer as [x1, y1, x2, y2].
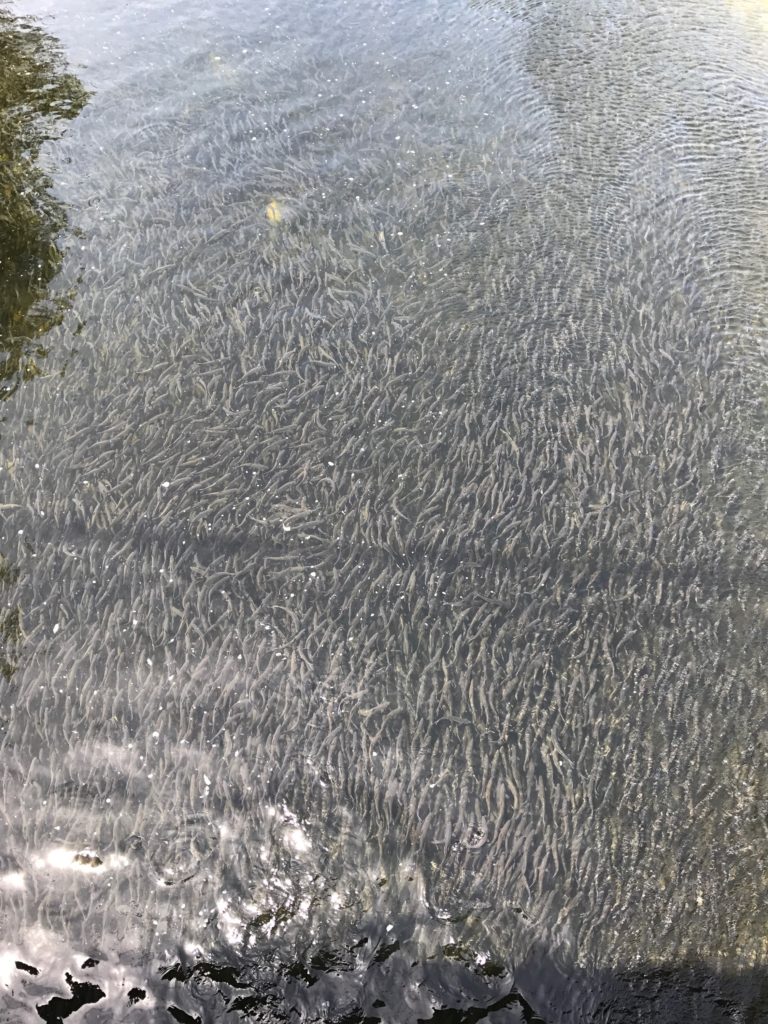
[1, 0, 768, 1020]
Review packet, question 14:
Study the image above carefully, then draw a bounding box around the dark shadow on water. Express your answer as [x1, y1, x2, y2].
[8, 937, 768, 1023]
[514, 951, 768, 1024]
[0, 3, 88, 402]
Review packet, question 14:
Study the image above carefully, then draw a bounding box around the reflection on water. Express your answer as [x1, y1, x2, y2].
[0, 5, 87, 402]
[729, 0, 768, 34]
[0, 0, 767, 1020]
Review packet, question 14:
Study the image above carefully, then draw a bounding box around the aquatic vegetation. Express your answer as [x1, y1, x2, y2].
[0, 551, 20, 679]
[0, 6, 88, 401]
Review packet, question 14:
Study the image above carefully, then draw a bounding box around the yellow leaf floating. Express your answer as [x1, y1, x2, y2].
[265, 199, 283, 223]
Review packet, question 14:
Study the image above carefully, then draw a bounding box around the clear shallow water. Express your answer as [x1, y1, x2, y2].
[1, 0, 768, 1019]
